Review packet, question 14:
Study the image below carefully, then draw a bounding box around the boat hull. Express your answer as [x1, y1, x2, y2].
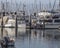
[5, 24, 26, 28]
[45, 24, 60, 29]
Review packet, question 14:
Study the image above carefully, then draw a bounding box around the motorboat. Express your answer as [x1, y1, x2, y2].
[5, 19, 26, 28]
[37, 11, 60, 29]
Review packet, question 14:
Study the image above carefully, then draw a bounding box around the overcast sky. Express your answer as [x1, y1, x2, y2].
[0, 0, 59, 4]
[0, 0, 59, 12]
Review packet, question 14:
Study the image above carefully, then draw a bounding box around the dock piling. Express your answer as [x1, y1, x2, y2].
[15, 15, 18, 37]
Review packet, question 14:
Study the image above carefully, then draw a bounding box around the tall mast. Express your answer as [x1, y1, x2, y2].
[1, 1, 5, 12]
[15, 0, 16, 12]
[39, 1, 41, 12]
[51, 0, 56, 11]
[34, 0, 37, 13]
[32, 3, 34, 14]
[15, 0, 18, 12]
[11, 0, 12, 12]
[59, 0, 60, 9]
[6, 0, 8, 12]
[19, 1, 21, 11]
[49, 0, 51, 10]
[23, 4, 26, 15]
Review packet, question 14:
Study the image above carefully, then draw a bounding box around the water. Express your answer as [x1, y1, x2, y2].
[0, 28, 60, 48]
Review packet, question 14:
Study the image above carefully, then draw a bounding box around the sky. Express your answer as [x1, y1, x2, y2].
[0, 0, 59, 4]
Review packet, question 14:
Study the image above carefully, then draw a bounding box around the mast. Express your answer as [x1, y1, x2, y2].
[34, 0, 37, 12]
[23, 4, 26, 15]
[11, 0, 13, 12]
[51, 0, 56, 11]
[32, 3, 34, 14]
[19, 1, 21, 11]
[6, 0, 9, 12]
[6, 0, 7, 12]
[34, 0, 37, 16]
[1, 1, 5, 12]
[15, 0, 18, 12]
[49, 0, 51, 10]
[59, 0, 60, 9]
[39, 1, 41, 12]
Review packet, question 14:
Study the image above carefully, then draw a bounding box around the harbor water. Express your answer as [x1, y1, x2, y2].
[0, 28, 60, 48]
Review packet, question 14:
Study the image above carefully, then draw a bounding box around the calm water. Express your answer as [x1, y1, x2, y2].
[0, 28, 60, 48]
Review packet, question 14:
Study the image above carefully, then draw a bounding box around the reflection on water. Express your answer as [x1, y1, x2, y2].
[5, 28, 15, 37]
[0, 28, 15, 38]
[0, 28, 60, 48]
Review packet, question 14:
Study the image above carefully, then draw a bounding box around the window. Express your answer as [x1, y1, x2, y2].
[54, 20, 60, 22]
[46, 16, 50, 18]
[26, 20, 29, 22]
[44, 20, 52, 22]
[52, 16, 59, 19]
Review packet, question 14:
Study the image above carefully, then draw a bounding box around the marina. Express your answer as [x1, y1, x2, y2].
[0, 0, 60, 48]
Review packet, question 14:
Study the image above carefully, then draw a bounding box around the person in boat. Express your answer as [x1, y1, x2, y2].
[4, 36, 10, 47]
